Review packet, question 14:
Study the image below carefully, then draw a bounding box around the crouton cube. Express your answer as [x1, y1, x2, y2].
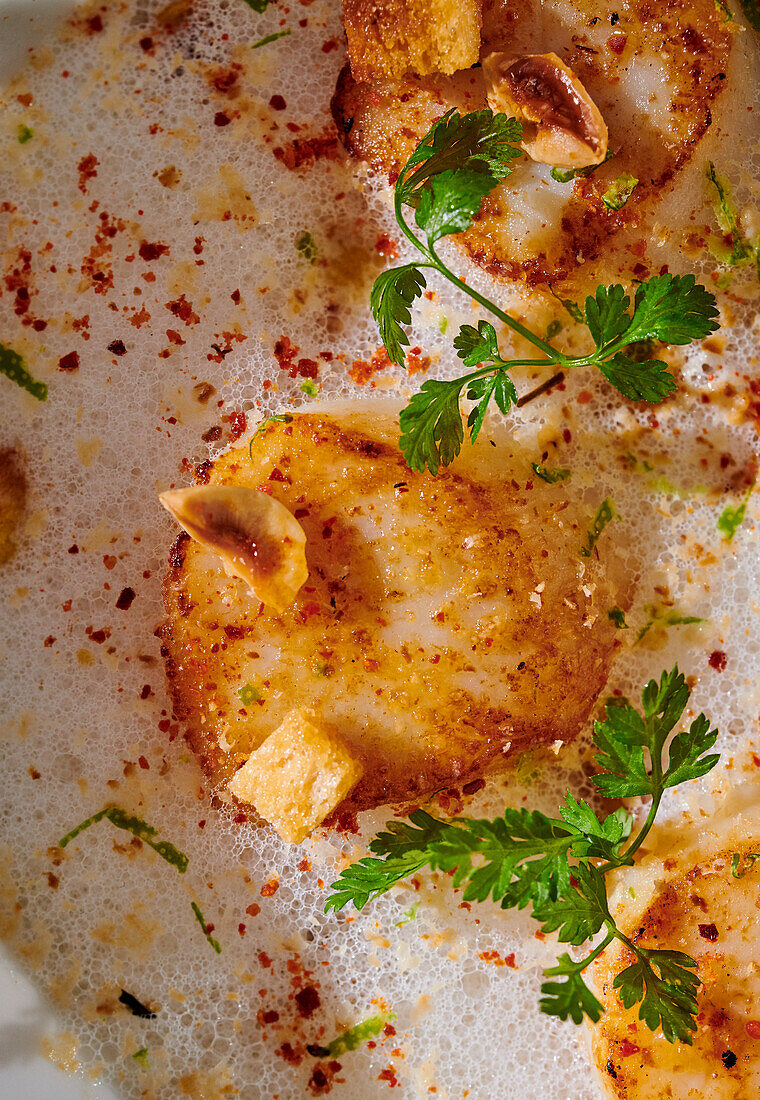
[343, 0, 482, 83]
[228, 709, 363, 844]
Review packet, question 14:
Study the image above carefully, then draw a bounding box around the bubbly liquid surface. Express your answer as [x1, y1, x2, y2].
[1, 2, 759, 1097]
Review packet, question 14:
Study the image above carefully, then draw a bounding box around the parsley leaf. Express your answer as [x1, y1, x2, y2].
[399, 378, 465, 475]
[540, 956, 605, 1024]
[465, 372, 518, 442]
[370, 264, 427, 368]
[397, 109, 522, 208]
[592, 666, 718, 799]
[415, 167, 498, 247]
[614, 949, 700, 1043]
[596, 353, 678, 402]
[622, 274, 720, 346]
[326, 667, 720, 1042]
[454, 320, 504, 367]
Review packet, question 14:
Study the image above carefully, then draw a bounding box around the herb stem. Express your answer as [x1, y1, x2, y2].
[516, 371, 566, 407]
[578, 927, 617, 972]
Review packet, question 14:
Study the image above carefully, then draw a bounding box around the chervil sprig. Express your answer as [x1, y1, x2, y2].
[326, 666, 719, 1043]
[371, 109, 720, 474]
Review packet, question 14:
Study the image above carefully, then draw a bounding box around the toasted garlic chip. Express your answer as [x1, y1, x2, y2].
[482, 51, 608, 170]
[159, 485, 308, 613]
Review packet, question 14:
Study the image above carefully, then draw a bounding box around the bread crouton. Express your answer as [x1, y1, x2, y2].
[342, 0, 482, 82]
[228, 709, 363, 844]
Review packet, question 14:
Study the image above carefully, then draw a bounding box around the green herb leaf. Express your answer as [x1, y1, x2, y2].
[622, 274, 720, 346]
[592, 666, 718, 799]
[614, 949, 700, 1043]
[59, 806, 188, 872]
[596, 353, 677, 403]
[370, 264, 427, 368]
[531, 462, 571, 484]
[17, 123, 34, 144]
[453, 320, 502, 368]
[580, 498, 617, 558]
[414, 167, 497, 247]
[465, 371, 518, 442]
[584, 284, 633, 348]
[0, 343, 48, 401]
[191, 901, 222, 953]
[636, 605, 706, 643]
[241, 0, 270, 11]
[608, 607, 628, 629]
[251, 29, 291, 48]
[540, 956, 605, 1024]
[532, 863, 610, 945]
[397, 109, 522, 209]
[549, 286, 584, 324]
[731, 851, 760, 878]
[399, 377, 465, 475]
[602, 173, 638, 211]
[131, 1048, 149, 1067]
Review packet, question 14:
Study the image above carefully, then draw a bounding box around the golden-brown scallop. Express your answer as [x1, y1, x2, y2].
[159, 407, 632, 817]
[591, 784, 760, 1098]
[331, 0, 733, 286]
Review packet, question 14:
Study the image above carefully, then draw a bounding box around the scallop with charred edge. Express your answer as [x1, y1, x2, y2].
[482, 51, 608, 169]
[159, 485, 308, 613]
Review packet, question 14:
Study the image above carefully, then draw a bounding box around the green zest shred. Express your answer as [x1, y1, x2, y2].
[731, 852, 760, 878]
[0, 343, 48, 401]
[241, 0, 270, 11]
[131, 1048, 149, 1068]
[531, 462, 571, 484]
[308, 1013, 395, 1058]
[636, 607, 706, 643]
[18, 124, 34, 144]
[580, 498, 617, 558]
[59, 806, 189, 872]
[239, 682, 262, 705]
[706, 162, 759, 273]
[251, 29, 291, 48]
[326, 667, 720, 1043]
[717, 481, 755, 541]
[550, 149, 614, 184]
[602, 174, 639, 211]
[608, 607, 628, 629]
[191, 902, 222, 953]
[300, 379, 319, 397]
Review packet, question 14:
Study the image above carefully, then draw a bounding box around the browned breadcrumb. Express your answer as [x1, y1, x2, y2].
[342, 0, 483, 82]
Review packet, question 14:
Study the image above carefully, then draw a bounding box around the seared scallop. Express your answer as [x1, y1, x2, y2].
[332, 0, 733, 286]
[159, 406, 632, 818]
[591, 781, 760, 1098]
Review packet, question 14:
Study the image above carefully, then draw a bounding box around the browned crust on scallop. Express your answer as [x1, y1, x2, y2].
[159, 412, 632, 816]
[331, 0, 733, 287]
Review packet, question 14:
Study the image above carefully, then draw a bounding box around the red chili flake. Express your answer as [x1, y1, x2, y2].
[709, 650, 727, 672]
[115, 586, 136, 611]
[746, 1020, 760, 1039]
[274, 335, 300, 376]
[140, 684, 152, 700]
[138, 755, 150, 770]
[233, 812, 248, 824]
[224, 624, 246, 640]
[77, 153, 99, 194]
[258, 950, 273, 968]
[277, 1042, 303, 1066]
[43, 635, 56, 647]
[211, 67, 239, 93]
[268, 467, 288, 482]
[297, 358, 318, 379]
[139, 35, 154, 52]
[374, 232, 399, 258]
[86, 14, 104, 32]
[214, 111, 232, 127]
[68, 544, 79, 554]
[58, 351, 80, 371]
[272, 129, 340, 171]
[562, 428, 572, 443]
[294, 602, 321, 624]
[86, 627, 109, 644]
[298, 858, 311, 872]
[228, 411, 247, 440]
[202, 425, 222, 443]
[166, 329, 186, 346]
[166, 295, 199, 326]
[607, 33, 627, 53]
[618, 1039, 640, 1058]
[321, 38, 338, 53]
[699, 923, 719, 941]
[308, 1061, 344, 1096]
[107, 340, 127, 356]
[138, 240, 169, 262]
[261, 877, 280, 898]
[294, 986, 321, 1018]
[231, 289, 241, 303]
[407, 350, 431, 376]
[246, 903, 261, 917]
[377, 1066, 399, 1087]
[269, 94, 287, 111]
[238, 923, 246, 937]
[259, 1008, 279, 1024]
